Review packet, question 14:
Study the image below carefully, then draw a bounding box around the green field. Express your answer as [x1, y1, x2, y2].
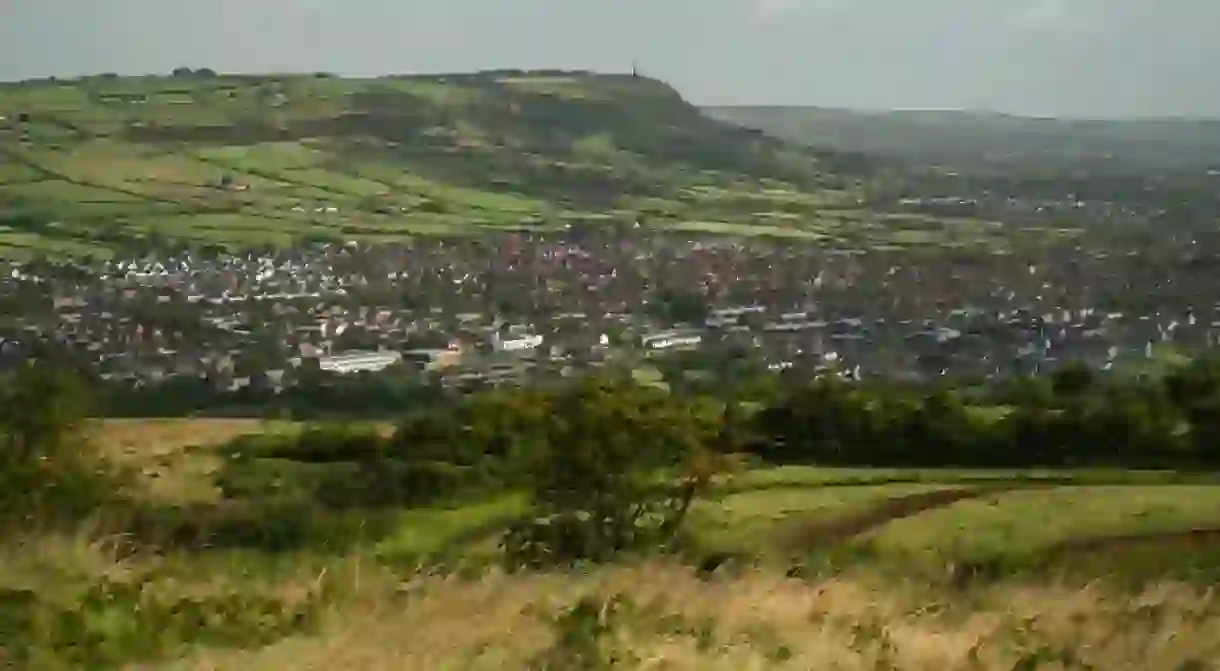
[658, 220, 828, 239]
[858, 485, 1220, 570]
[80, 422, 1220, 581]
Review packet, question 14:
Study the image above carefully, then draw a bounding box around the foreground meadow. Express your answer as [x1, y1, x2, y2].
[158, 563, 1220, 671]
[4, 419, 1215, 669]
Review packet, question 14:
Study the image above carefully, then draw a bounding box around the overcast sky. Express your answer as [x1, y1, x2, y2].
[2, 0, 1216, 118]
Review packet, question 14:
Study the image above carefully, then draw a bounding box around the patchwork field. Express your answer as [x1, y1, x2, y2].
[0, 72, 1046, 260]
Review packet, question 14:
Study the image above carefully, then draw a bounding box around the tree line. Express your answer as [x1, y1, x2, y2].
[7, 356, 1220, 563]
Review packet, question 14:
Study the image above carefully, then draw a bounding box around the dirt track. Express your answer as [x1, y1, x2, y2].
[789, 486, 1023, 548]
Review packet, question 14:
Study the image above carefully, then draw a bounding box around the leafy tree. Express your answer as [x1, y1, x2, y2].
[1165, 356, 1220, 410]
[901, 390, 978, 466]
[1176, 390, 1220, 466]
[994, 375, 1055, 408]
[645, 289, 708, 325]
[0, 361, 109, 523]
[1051, 361, 1095, 399]
[504, 376, 725, 566]
[0, 361, 92, 470]
[1086, 389, 1182, 466]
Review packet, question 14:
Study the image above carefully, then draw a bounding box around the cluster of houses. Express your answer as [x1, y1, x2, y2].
[3, 227, 1220, 393]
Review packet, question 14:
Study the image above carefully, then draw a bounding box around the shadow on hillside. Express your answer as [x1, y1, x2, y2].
[118, 74, 850, 210]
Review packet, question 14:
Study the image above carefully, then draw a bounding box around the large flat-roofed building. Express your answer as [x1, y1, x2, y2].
[640, 331, 702, 351]
[317, 350, 402, 374]
[491, 332, 544, 353]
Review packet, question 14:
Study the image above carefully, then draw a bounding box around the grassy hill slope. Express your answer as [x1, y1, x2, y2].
[0, 71, 881, 259]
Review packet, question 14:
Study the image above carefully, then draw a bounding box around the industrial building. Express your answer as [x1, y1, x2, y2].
[315, 350, 403, 374]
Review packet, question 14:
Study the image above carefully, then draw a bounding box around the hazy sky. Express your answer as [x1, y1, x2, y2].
[2, 0, 1216, 118]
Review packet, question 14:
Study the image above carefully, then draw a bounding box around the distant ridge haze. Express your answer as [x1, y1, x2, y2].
[703, 105, 1220, 171]
[3, 0, 1219, 119]
[708, 105, 1220, 124]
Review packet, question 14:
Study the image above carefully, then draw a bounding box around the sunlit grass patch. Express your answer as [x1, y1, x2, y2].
[860, 485, 1220, 568]
[373, 494, 530, 565]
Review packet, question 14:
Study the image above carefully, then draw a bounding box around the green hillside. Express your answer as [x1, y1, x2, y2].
[0, 70, 888, 259]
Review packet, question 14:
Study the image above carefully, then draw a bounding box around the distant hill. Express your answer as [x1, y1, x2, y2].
[704, 106, 1220, 172]
[0, 70, 883, 259]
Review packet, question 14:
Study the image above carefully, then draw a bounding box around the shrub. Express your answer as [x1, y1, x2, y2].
[1, 574, 326, 669]
[0, 362, 116, 525]
[120, 499, 397, 554]
[529, 594, 639, 670]
[504, 376, 728, 567]
[216, 421, 490, 509]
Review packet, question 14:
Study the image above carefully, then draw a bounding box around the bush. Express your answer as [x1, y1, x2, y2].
[1, 574, 326, 669]
[529, 594, 640, 670]
[120, 499, 397, 554]
[227, 425, 386, 463]
[0, 362, 116, 525]
[216, 424, 489, 509]
[504, 376, 728, 567]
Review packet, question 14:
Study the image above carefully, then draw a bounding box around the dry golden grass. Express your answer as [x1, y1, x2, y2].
[90, 419, 286, 458]
[88, 419, 291, 503]
[90, 418, 394, 460]
[0, 523, 351, 616]
[151, 563, 1220, 671]
[0, 528, 145, 598]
